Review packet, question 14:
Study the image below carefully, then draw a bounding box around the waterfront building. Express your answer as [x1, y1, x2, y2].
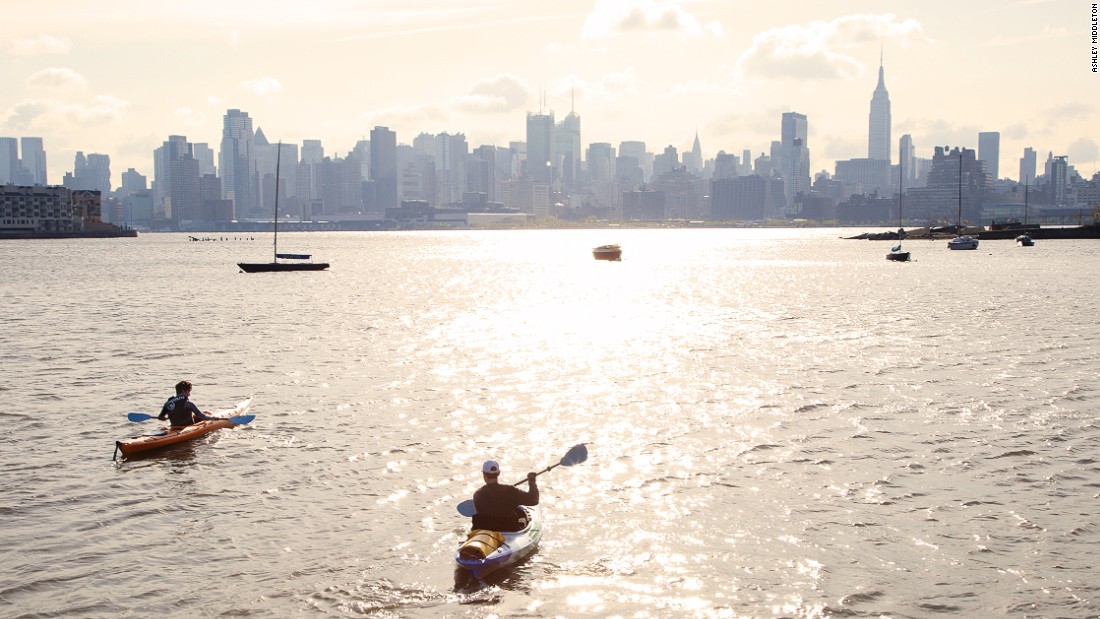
[1, 185, 74, 232]
[711, 175, 785, 221]
[979, 132, 1000, 180]
[868, 56, 891, 163]
[219, 109, 255, 218]
[436, 132, 468, 206]
[622, 187, 666, 221]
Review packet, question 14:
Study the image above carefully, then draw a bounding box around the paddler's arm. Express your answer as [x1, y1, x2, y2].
[520, 472, 539, 505]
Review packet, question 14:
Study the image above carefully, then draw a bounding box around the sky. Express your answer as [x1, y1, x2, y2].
[3, 0, 1097, 186]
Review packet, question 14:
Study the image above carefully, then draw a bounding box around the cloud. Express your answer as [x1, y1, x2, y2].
[174, 106, 207, 128]
[582, 67, 648, 101]
[1067, 138, 1099, 165]
[10, 35, 72, 56]
[26, 68, 88, 92]
[1, 96, 129, 132]
[582, 0, 722, 39]
[451, 74, 531, 113]
[735, 14, 930, 81]
[240, 77, 282, 96]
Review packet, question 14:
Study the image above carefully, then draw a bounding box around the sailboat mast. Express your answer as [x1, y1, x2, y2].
[273, 142, 281, 261]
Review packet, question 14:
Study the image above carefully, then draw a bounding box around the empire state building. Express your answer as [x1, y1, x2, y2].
[868, 57, 891, 163]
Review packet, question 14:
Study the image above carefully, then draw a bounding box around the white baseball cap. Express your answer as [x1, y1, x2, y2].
[482, 460, 500, 475]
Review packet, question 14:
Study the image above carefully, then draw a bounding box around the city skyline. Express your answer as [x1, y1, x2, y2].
[3, 0, 1096, 185]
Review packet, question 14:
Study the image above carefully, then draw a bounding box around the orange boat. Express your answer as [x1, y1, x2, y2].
[114, 396, 254, 460]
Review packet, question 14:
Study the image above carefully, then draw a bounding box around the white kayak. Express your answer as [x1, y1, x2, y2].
[455, 505, 542, 579]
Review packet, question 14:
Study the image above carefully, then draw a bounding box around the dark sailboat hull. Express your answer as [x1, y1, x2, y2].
[238, 262, 330, 273]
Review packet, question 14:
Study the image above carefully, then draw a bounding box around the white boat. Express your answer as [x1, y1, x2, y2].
[455, 505, 542, 579]
[947, 148, 979, 251]
[948, 235, 979, 250]
[1016, 234, 1034, 247]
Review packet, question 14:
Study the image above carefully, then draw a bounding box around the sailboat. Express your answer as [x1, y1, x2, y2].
[238, 142, 329, 273]
[947, 147, 979, 250]
[1016, 183, 1035, 246]
[887, 164, 911, 262]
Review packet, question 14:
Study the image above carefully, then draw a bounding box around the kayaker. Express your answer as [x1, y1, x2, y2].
[472, 460, 539, 532]
[158, 381, 216, 427]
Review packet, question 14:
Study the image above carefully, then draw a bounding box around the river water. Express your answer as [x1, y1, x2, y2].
[1, 229, 1098, 618]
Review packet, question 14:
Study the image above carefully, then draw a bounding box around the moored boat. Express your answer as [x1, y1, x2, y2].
[114, 396, 254, 459]
[886, 244, 911, 261]
[947, 235, 979, 250]
[1016, 234, 1034, 247]
[455, 505, 542, 579]
[592, 244, 622, 261]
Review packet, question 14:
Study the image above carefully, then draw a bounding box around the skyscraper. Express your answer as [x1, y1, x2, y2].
[370, 126, 398, 210]
[868, 57, 891, 163]
[219, 109, 255, 218]
[526, 110, 555, 184]
[1019, 147, 1037, 185]
[20, 137, 47, 185]
[555, 110, 581, 189]
[0, 137, 17, 183]
[899, 134, 916, 187]
[780, 112, 810, 208]
[978, 132, 1000, 180]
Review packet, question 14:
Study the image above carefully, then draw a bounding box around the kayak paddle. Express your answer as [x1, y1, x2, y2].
[457, 443, 588, 517]
[126, 412, 256, 425]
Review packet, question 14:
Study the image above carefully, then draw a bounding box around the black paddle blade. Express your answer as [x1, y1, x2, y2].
[560, 443, 588, 467]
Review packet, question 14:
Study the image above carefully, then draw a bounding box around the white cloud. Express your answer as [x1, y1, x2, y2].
[1067, 138, 1099, 164]
[582, 0, 721, 39]
[578, 67, 647, 102]
[26, 68, 88, 92]
[1, 96, 129, 132]
[240, 77, 282, 96]
[735, 14, 930, 81]
[10, 35, 72, 56]
[451, 74, 531, 113]
[174, 106, 207, 128]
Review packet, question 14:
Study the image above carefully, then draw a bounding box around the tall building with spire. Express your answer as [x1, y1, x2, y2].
[868, 55, 891, 163]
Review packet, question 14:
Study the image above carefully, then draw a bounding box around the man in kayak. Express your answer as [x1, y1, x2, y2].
[158, 381, 216, 427]
[472, 460, 539, 532]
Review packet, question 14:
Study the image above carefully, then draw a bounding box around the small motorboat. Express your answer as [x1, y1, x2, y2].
[886, 244, 911, 262]
[947, 235, 979, 250]
[455, 505, 542, 579]
[1016, 234, 1034, 247]
[592, 244, 622, 261]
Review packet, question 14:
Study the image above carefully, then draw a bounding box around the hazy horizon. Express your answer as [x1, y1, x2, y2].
[3, 0, 1097, 184]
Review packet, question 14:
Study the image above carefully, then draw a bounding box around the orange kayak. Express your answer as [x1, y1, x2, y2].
[115, 396, 254, 459]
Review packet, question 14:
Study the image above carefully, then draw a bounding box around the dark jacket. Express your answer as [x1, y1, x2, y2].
[472, 479, 538, 531]
[158, 395, 211, 426]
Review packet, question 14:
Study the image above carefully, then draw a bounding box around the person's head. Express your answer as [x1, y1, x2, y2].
[175, 380, 193, 396]
[482, 460, 500, 483]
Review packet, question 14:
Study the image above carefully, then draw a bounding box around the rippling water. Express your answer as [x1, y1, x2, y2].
[2, 229, 1098, 618]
